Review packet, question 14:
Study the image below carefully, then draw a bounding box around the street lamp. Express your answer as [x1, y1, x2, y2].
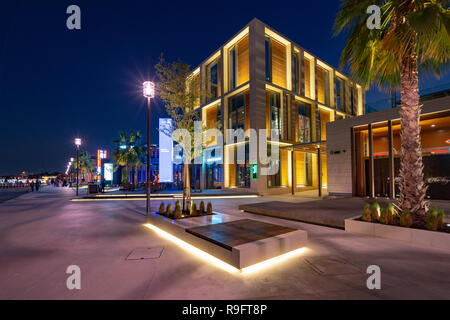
[143, 81, 155, 219]
[75, 138, 81, 196]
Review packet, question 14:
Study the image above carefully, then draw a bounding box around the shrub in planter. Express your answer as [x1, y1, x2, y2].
[159, 202, 165, 214]
[166, 204, 173, 218]
[174, 200, 182, 218]
[199, 200, 205, 213]
[190, 202, 197, 216]
[371, 203, 381, 222]
[386, 203, 397, 219]
[362, 204, 371, 222]
[426, 207, 443, 231]
[206, 202, 213, 214]
[399, 208, 413, 228]
[379, 207, 390, 225]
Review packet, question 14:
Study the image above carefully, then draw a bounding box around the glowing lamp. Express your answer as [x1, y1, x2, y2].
[143, 81, 155, 99]
[75, 138, 81, 146]
[70, 157, 74, 162]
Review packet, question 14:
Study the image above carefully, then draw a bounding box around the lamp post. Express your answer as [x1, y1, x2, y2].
[143, 81, 155, 219]
[75, 138, 81, 196]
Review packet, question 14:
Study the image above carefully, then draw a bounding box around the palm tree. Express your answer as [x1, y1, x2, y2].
[113, 131, 146, 186]
[74, 151, 95, 182]
[334, 0, 449, 221]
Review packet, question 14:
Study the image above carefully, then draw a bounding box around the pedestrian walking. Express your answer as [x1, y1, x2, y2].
[35, 179, 41, 192]
[30, 181, 35, 192]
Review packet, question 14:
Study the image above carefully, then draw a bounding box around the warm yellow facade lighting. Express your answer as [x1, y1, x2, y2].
[202, 98, 221, 111]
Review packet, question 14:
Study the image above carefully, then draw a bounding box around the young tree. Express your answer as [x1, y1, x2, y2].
[155, 55, 204, 210]
[334, 0, 449, 221]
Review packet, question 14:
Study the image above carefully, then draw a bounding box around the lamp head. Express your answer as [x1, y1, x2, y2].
[143, 81, 155, 99]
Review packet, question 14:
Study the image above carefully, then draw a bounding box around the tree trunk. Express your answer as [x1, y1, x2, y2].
[398, 53, 428, 219]
[184, 162, 191, 210]
[182, 165, 186, 211]
[134, 165, 138, 186]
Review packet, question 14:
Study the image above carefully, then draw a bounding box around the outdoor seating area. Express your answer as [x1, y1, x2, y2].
[145, 212, 307, 270]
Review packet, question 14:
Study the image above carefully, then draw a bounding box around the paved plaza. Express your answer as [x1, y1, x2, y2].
[0, 187, 449, 299]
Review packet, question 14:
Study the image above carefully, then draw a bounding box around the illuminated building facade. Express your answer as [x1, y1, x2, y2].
[192, 18, 365, 194]
[327, 91, 450, 200]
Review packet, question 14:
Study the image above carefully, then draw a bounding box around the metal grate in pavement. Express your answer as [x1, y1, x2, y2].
[126, 247, 164, 260]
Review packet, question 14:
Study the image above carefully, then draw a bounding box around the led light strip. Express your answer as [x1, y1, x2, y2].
[73, 195, 259, 202]
[143, 223, 308, 275]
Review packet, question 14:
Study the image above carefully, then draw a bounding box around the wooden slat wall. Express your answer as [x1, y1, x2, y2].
[320, 109, 330, 140]
[218, 57, 222, 97]
[237, 35, 249, 86]
[205, 105, 218, 146]
[272, 40, 286, 88]
[304, 59, 311, 98]
[311, 153, 318, 187]
[281, 149, 288, 187]
[266, 91, 270, 137]
[295, 152, 305, 185]
[317, 67, 324, 104]
[321, 153, 327, 187]
[194, 74, 200, 108]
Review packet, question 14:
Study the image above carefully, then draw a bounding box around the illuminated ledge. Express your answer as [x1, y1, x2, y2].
[71, 194, 259, 202]
[144, 213, 307, 270]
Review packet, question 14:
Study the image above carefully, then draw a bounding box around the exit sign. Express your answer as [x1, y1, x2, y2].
[251, 164, 258, 180]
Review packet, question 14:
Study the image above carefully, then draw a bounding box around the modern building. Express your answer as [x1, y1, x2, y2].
[191, 18, 365, 194]
[327, 91, 450, 200]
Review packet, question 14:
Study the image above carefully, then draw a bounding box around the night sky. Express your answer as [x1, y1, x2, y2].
[1, 0, 448, 175]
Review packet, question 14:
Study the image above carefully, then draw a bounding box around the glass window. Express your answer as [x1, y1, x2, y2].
[297, 101, 311, 143]
[293, 53, 300, 93]
[336, 77, 344, 111]
[228, 91, 248, 132]
[267, 144, 281, 187]
[206, 59, 220, 102]
[229, 47, 237, 90]
[351, 86, 357, 115]
[269, 91, 281, 134]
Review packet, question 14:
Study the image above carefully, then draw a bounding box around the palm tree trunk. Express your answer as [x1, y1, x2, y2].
[134, 165, 138, 186]
[398, 53, 428, 219]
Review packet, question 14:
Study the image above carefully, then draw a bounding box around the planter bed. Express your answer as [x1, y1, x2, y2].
[146, 212, 307, 269]
[345, 216, 450, 251]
